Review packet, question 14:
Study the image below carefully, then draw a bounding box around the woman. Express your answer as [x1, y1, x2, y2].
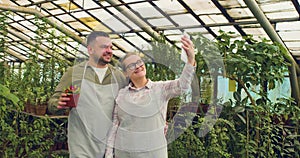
[106, 36, 196, 158]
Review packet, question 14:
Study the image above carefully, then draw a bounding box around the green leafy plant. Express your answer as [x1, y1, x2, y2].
[0, 83, 54, 157]
[214, 31, 296, 157]
[167, 31, 298, 158]
[64, 85, 80, 94]
[0, 14, 74, 156]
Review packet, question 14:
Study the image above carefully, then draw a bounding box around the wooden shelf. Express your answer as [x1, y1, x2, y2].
[11, 109, 68, 119]
[23, 111, 68, 119]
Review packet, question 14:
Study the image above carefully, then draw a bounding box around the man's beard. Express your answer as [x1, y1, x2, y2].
[96, 56, 110, 65]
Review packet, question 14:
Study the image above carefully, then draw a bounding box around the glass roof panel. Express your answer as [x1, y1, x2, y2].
[162, 30, 182, 36]
[148, 18, 174, 27]
[5, 55, 18, 61]
[227, 8, 253, 19]
[67, 21, 90, 32]
[153, 0, 185, 14]
[98, 1, 110, 7]
[276, 21, 300, 31]
[242, 27, 270, 40]
[79, 17, 101, 30]
[41, 2, 57, 10]
[286, 42, 300, 49]
[47, 8, 64, 15]
[9, 14, 23, 21]
[113, 50, 126, 58]
[10, 23, 29, 34]
[259, 1, 295, 12]
[93, 23, 111, 33]
[17, 44, 30, 51]
[130, 2, 163, 18]
[60, 21, 84, 35]
[166, 34, 182, 42]
[106, 6, 122, 15]
[113, 38, 136, 52]
[74, 0, 98, 10]
[137, 32, 152, 41]
[170, 14, 200, 26]
[89, 9, 111, 20]
[278, 31, 300, 41]
[101, 16, 130, 32]
[122, 0, 141, 2]
[57, 2, 79, 11]
[185, 0, 221, 15]
[8, 45, 24, 54]
[14, 0, 31, 5]
[19, 20, 35, 30]
[40, 9, 50, 16]
[114, 13, 141, 31]
[219, 0, 245, 8]
[56, 14, 76, 22]
[7, 33, 20, 41]
[185, 27, 208, 34]
[124, 35, 151, 51]
[265, 11, 299, 20]
[72, 11, 90, 19]
[105, 7, 141, 31]
[200, 14, 228, 24]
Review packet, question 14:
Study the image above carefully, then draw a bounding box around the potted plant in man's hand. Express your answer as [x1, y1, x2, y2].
[64, 85, 80, 107]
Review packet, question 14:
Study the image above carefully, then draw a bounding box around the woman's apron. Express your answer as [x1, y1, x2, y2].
[114, 89, 168, 158]
[68, 63, 119, 158]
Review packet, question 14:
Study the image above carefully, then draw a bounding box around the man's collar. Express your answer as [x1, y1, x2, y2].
[79, 61, 115, 70]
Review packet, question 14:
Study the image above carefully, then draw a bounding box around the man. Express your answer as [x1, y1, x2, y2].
[48, 31, 126, 157]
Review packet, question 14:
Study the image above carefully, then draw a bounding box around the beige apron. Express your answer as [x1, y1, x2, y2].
[114, 90, 168, 158]
[68, 63, 118, 158]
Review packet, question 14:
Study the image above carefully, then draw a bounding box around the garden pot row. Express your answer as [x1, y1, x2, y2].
[24, 103, 47, 115]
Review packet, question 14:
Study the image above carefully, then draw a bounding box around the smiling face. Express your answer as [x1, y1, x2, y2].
[123, 55, 147, 81]
[88, 36, 113, 67]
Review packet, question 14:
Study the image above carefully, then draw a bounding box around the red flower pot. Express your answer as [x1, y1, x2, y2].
[66, 94, 80, 107]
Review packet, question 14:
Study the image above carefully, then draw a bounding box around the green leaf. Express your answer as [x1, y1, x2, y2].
[234, 106, 245, 113]
[233, 92, 241, 102]
[237, 114, 246, 124]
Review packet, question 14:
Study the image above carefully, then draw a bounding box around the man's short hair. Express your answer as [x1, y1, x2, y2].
[86, 31, 109, 46]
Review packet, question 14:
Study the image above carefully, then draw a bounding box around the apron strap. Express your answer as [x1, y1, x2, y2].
[82, 62, 88, 79]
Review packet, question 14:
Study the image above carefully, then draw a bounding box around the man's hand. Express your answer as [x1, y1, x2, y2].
[57, 93, 70, 109]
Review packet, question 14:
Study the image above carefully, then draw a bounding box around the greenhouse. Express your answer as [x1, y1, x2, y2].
[0, 0, 300, 157]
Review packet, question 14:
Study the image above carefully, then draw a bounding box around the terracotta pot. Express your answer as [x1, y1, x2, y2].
[35, 104, 47, 115]
[56, 142, 63, 150]
[51, 143, 57, 151]
[66, 94, 80, 107]
[199, 103, 209, 113]
[25, 103, 31, 113]
[30, 104, 36, 114]
[63, 142, 68, 150]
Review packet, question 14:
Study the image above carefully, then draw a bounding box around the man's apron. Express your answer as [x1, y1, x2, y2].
[68, 63, 118, 158]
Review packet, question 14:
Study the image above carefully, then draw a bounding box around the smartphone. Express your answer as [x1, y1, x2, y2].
[181, 32, 190, 63]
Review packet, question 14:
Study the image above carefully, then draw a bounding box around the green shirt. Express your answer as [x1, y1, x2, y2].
[48, 61, 127, 114]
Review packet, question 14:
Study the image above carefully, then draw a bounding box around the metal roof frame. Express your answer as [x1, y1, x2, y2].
[0, 0, 299, 64]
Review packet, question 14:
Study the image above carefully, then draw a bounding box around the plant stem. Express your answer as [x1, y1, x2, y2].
[246, 110, 249, 158]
